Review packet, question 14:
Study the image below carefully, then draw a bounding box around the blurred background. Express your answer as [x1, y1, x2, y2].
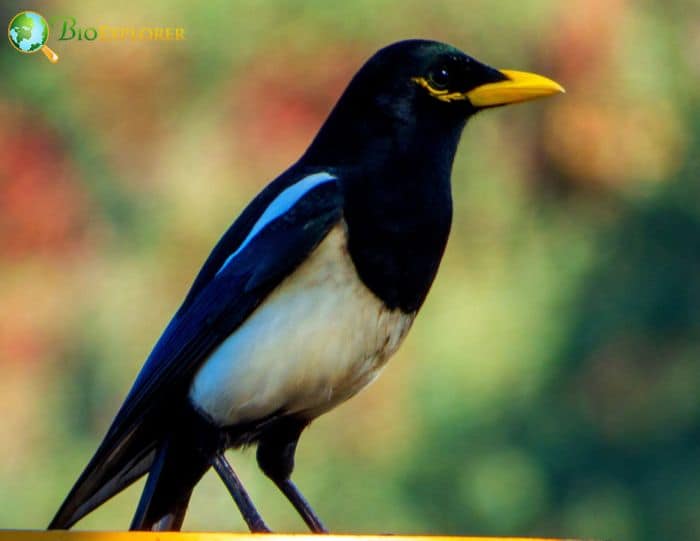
[1, 1, 699, 540]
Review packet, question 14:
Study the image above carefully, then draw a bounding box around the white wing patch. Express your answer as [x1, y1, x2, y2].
[216, 172, 337, 276]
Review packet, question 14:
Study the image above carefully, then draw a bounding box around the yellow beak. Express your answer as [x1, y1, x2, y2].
[466, 69, 565, 107]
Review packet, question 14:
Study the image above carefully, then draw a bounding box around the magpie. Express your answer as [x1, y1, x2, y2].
[48, 39, 563, 533]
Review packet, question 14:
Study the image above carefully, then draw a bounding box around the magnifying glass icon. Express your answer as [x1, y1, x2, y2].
[8, 11, 59, 63]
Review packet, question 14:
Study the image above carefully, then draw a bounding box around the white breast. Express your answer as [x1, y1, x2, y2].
[188, 223, 415, 427]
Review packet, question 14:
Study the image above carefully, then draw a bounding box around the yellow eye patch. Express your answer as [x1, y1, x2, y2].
[411, 77, 469, 103]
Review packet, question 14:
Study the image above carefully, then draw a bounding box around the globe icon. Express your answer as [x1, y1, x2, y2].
[7, 11, 59, 63]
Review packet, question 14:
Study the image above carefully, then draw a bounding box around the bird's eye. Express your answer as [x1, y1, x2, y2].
[428, 67, 450, 90]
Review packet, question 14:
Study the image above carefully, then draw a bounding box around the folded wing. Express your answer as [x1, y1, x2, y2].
[49, 172, 342, 529]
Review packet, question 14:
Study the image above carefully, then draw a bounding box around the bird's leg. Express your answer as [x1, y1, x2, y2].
[257, 419, 328, 533]
[274, 477, 327, 533]
[212, 454, 271, 533]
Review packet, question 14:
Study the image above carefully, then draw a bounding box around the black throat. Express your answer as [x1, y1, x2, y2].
[301, 85, 467, 313]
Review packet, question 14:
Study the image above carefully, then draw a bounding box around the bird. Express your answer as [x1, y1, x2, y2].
[48, 39, 563, 533]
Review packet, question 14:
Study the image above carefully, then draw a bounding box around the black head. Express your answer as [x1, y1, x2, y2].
[298, 40, 563, 313]
[302, 39, 563, 167]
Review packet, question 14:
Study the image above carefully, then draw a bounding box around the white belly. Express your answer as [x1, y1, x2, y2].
[188, 223, 415, 427]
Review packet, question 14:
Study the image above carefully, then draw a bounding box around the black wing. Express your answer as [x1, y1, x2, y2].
[50, 173, 343, 528]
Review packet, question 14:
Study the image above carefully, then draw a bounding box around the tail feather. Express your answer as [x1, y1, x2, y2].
[48, 424, 158, 530]
[130, 435, 211, 531]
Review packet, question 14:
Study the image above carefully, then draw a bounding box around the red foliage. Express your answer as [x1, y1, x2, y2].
[224, 44, 364, 173]
[0, 104, 91, 258]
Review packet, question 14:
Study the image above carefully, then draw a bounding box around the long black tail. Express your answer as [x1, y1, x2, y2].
[48, 422, 159, 530]
[130, 432, 211, 531]
[49, 402, 220, 531]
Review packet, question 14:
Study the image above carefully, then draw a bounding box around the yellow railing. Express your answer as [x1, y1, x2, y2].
[0, 534, 585, 541]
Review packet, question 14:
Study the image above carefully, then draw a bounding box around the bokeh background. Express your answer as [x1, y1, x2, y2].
[1, 1, 699, 540]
